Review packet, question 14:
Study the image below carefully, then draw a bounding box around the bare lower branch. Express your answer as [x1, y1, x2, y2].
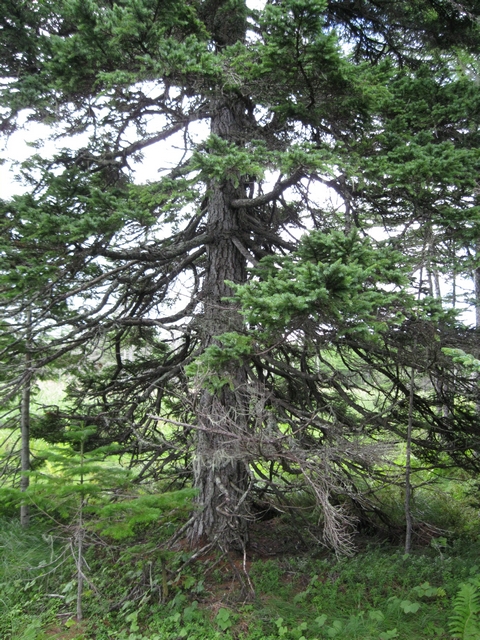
[231, 168, 304, 209]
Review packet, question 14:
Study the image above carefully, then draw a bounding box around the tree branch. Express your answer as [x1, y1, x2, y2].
[230, 167, 304, 208]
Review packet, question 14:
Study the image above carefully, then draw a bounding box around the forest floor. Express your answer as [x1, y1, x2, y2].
[2, 512, 480, 640]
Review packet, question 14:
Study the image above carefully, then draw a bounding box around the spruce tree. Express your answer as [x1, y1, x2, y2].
[1, 0, 480, 551]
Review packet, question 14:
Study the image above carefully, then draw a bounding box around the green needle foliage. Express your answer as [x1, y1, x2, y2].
[15, 425, 194, 539]
[1, 0, 480, 552]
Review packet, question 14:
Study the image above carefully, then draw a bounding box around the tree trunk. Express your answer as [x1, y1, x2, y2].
[475, 242, 480, 420]
[475, 258, 480, 330]
[76, 438, 85, 622]
[192, 384, 251, 550]
[190, 97, 251, 550]
[20, 310, 32, 528]
[20, 373, 31, 527]
[404, 363, 414, 554]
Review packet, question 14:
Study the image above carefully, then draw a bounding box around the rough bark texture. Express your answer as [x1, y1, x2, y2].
[191, 383, 251, 550]
[189, 97, 251, 550]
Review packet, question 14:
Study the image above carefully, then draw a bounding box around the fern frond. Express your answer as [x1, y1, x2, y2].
[449, 582, 480, 640]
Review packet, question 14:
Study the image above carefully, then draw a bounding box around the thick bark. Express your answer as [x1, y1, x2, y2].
[191, 383, 251, 550]
[189, 98, 252, 550]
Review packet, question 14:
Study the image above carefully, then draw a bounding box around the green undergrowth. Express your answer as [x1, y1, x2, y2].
[242, 541, 480, 640]
[2, 512, 480, 640]
[0, 518, 70, 639]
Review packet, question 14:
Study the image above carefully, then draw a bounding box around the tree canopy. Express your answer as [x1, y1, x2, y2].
[1, 0, 480, 552]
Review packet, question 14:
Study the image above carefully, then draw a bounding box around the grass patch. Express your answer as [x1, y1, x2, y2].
[0, 517, 70, 639]
[2, 512, 480, 639]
